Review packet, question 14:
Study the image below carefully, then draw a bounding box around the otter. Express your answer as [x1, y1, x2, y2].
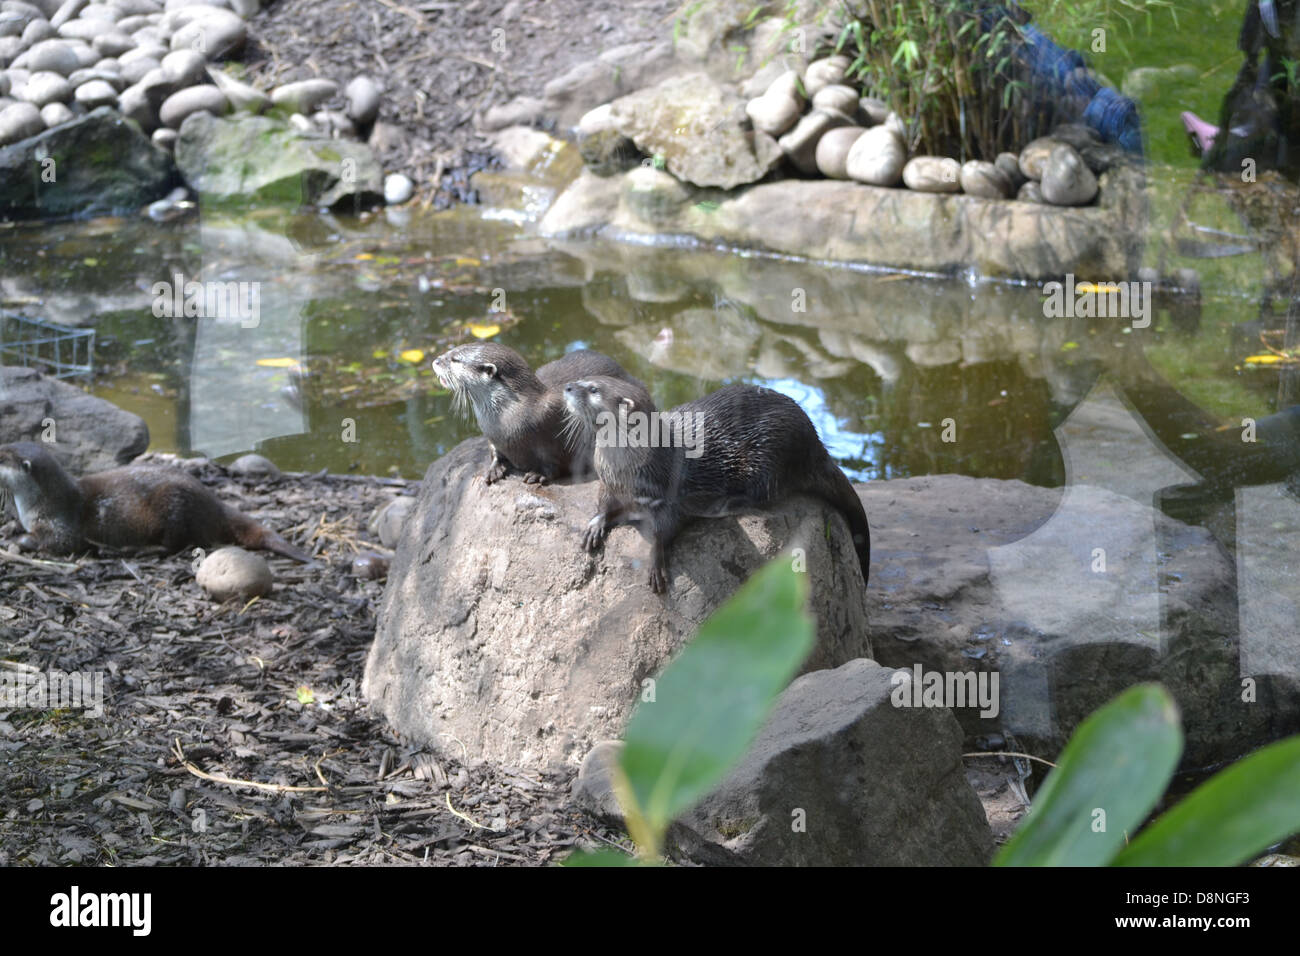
[432, 342, 643, 484]
[562, 377, 871, 593]
[0, 442, 311, 562]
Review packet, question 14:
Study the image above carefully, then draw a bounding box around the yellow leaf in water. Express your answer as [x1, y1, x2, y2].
[455, 256, 481, 267]
[1075, 282, 1122, 294]
[468, 323, 500, 339]
[356, 253, 374, 260]
[256, 357, 300, 368]
[372, 349, 388, 359]
[399, 349, 425, 364]
[296, 685, 315, 705]
[1244, 354, 1286, 364]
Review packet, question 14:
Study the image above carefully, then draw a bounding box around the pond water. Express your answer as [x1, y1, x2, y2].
[0, 175, 1291, 497]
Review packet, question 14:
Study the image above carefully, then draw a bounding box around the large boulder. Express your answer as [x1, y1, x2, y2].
[858, 381, 1300, 768]
[0, 365, 149, 472]
[0, 106, 176, 218]
[541, 159, 1146, 281]
[174, 110, 383, 208]
[364, 438, 873, 771]
[667, 658, 994, 866]
[608, 72, 783, 190]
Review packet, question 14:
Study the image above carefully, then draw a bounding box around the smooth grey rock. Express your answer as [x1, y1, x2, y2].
[0, 365, 150, 470]
[778, 107, 851, 174]
[859, 95, 889, 125]
[116, 79, 157, 130]
[0, 98, 40, 141]
[227, 452, 279, 479]
[57, 18, 115, 41]
[814, 124, 865, 179]
[39, 99, 72, 125]
[0, 71, 7, 96]
[1018, 136, 1056, 180]
[802, 54, 849, 98]
[744, 90, 800, 138]
[959, 159, 1013, 199]
[844, 124, 904, 186]
[343, 74, 378, 127]
[149, 124, 174, 148]
[668, 659, 995, 866]
[118, 53, 157, 83]
[19, 37, 79, 73]
[995, 150, 1026, 189]
[0, 34, 22, 66]
[903, 155, 961, 193]
[383, 171, 412, 204]
[481, 95, 544, 131]
[72, 77, 115, 106]
[118, 41, 164, 63]
[621, 163, 690, 223]
[158, 81, 224, 127]
[169, 6, 244, 59]
[48, 0, 87, 29]
[1017, 179, 1043, 203]
[367, 495, 415, 549]
[811, 83, 857, 117]
[68, 67, 124, 89]
[196, 546, 272, 602]
[20, 17, 56, 46]
[572, 741, 625, 825]
[311, 107, 353, 138]
[269, 77, 336, 113]
[160, 47, 206, 86]
[1040, 143, 1098, 205]
[207, 65, 266, 111]
[17, 70, 71, 106]
[80, 2, 120, 20]
[363, 438, 874, 770]
[0, 105, 175, 216]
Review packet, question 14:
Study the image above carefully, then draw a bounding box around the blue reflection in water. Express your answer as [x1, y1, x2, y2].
[748, 377, 879, 482]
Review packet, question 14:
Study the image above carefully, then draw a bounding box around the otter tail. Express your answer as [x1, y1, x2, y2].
[811, 463, 871, 586]
[261, 530, 315, 564]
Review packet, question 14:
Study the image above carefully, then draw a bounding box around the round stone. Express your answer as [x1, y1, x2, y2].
[1040, 143, 1098, 205]
[344, 74, 379, 127]
[158, 83, 226, 127]
[228, 453, 281, 479]
[74, 78, 118, 107]
[270, 77, 337, 113]
[0, 100, 42, 144]
[18, 70, 72, 107]
[384, 172, 414, 204]
[814, 124, 865, 179]
[196, 546, 272, 602]
[845, 124, 905, 186]
[39, 101, 74, 127]
[160, 48, 207, 86]
[812, 83, 858, 117]
[902, 156, 962, 192]
[959, 159, 1013, 199]
[802, 55, 850, 98]
[745, 90, 801, 138]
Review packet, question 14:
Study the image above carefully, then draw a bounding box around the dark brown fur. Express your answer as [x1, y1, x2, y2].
[432, 342, 643, 484]
[0, 442, 311, 561]
[563, 378, 871, 593]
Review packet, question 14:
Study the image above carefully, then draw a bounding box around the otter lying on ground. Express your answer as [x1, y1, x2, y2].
[432, 342, 643, 484]
[0, 442, 311, 562]
[562, 377, 872, 593]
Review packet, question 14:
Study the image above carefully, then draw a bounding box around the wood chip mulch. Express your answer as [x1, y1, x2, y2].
[0, 455, 630, 866]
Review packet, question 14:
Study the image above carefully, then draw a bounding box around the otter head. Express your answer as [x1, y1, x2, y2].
[432, 343, 538, 424]
[0, 442, 75, 529]
[562, 376, 656, 437]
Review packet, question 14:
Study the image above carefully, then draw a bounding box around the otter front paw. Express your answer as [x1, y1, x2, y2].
[522, 471, 549, 485]
[581, 514, 607, 552]
[484, 461, 508, 484]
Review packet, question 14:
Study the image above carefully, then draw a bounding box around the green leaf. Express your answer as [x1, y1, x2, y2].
[1113, 735, 1300, 867]
[619, 560, 814, 845]
[994, 684, 1182, 866]
[560, 849, 642, 867]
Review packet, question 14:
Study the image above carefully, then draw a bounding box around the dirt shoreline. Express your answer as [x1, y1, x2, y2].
[243, 0, 681, 205]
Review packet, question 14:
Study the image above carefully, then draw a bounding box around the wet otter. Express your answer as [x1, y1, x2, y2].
[562, 377, 871, 593]
[432, 342, 643, 484]
[0, 442, 311, 561]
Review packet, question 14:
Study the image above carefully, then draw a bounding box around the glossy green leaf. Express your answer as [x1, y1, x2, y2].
[995, 684, 1182, 866]
[619, 560, 814, 843]
[1113, 734, 1300, 867]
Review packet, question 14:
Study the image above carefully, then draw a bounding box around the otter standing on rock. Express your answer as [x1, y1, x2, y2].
[0, 442, 311, 562]
[563, 377, 872, 593]
[432, 342, 643, 484]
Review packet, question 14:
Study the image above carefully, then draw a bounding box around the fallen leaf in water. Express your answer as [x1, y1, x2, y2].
[468, 323, 500, 339]
[256, 358, 300, 369]
[399, 349, 425, 363]
[1244, 354, 1287, 364]
[456, 256, 482, 267]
